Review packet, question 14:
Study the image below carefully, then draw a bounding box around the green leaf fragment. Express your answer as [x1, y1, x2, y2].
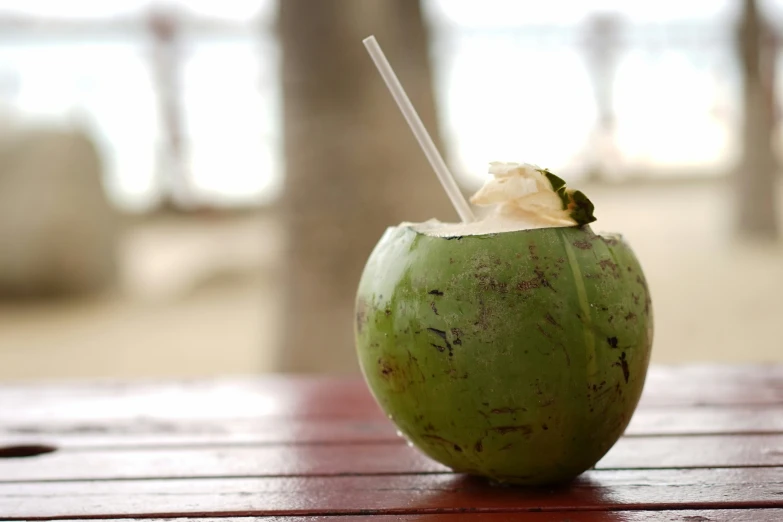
[541, 169, 596, 226]
[567, 190, 596, 225]
[542, 170, 566, 192]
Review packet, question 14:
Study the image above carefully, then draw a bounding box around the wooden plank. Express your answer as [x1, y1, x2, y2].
[2, 405, 781, 450]
[2, 434, 782, 482]
[0, 366, 780, 424]
[39, 511, 783, 521]
[0, 377, 382, 422]
[625, 406, 783, 436]
[2, 468, 782, 519]
[0, 418, 395, 448]
[598, 434, 783, 469]
[639, 365, 783, 407]
[1, 442, 446, 482]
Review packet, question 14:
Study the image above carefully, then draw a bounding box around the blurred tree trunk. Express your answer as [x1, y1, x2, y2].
[581, 13, 623, 181]
[735, 0, 779, 238]
[277, 0, 456, 373]
[148, 7, 193, 210]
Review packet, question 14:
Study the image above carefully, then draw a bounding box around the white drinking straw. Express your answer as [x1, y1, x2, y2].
[363, 35, 474, 223]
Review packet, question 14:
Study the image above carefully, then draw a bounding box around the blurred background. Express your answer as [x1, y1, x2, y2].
[0, 0, 781, 380]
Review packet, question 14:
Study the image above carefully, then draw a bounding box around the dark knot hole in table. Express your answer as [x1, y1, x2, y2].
[1, 364, 782, 520]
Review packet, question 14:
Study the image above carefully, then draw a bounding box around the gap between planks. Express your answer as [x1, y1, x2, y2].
[9, 512, 783, 522]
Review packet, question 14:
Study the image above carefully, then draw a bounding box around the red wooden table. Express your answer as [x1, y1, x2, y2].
[1, 365, 782, 520]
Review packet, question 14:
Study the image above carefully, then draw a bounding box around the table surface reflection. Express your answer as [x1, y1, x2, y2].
[1, 364, 782, 520]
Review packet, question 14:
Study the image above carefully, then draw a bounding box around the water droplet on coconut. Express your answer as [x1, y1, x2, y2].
[406, 440, 415, 448]
[395, 430, 404, 438]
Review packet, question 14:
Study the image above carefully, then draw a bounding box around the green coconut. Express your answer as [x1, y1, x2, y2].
[354, 166, 653, 486]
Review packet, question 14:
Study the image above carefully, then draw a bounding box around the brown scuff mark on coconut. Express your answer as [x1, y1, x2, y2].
[406, 349, 428, 384]
[536, 325, 552, 340]
[636, 274, 652, 316]
[528, 244, 540, 261]
[474, 298, 491, 331]
[492, 425, 533, 436]
[559, 342, 571, 366]
[572, 239, 593, 250]
[535, 270, 557, 293]
[377, 357, 394, 378]
[612, 352, 630, 383]
[423, 433, 461, 449]
[516, 270, 556, 293]
[478, 276, 508, 293]
[490, 407, 526, 414]
[621, 352, 630, 383]
[598, 258, 620, 279]
[427, 327, 454, 356]
[517, 276, 541, 291]
[378, 356, 417, 395]
[427, 327, 448, 339]
[355, 298, 368, 334]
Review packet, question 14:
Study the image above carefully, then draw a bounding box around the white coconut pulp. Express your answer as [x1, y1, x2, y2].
[406, 162, 581, 237]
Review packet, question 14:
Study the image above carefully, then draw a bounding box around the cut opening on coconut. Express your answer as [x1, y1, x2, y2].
[405, 163, 596, 237]
[404, 217, 575, 237]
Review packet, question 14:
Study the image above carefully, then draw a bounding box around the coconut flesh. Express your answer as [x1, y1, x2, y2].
[407, 162, 597, 237]
[355, 162, 653, 486]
